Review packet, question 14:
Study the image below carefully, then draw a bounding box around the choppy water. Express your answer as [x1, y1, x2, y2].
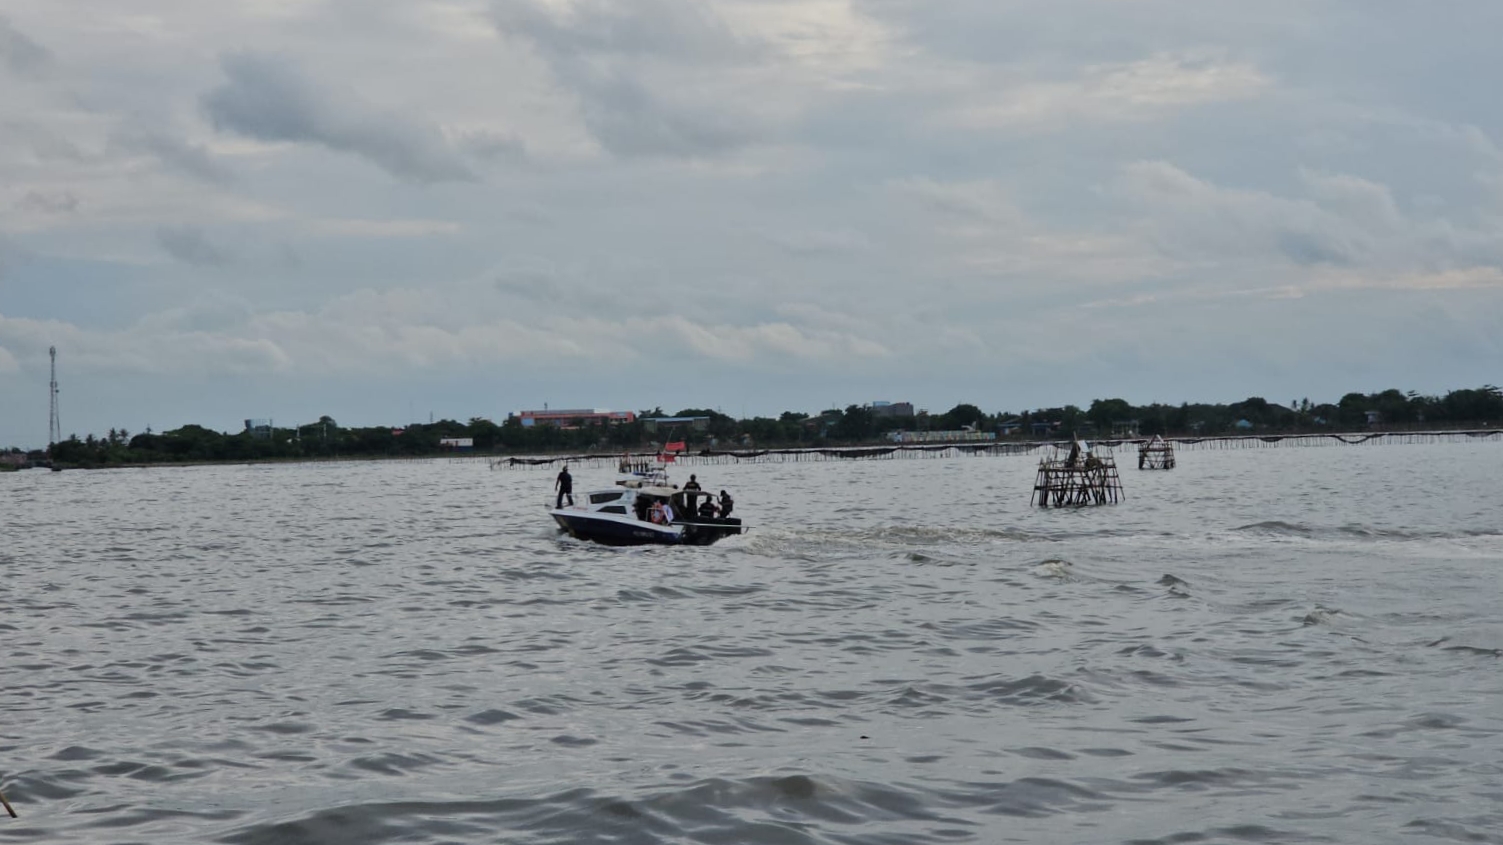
[3, 444, 1502, 844]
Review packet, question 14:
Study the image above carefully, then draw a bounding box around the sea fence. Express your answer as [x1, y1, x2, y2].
[490, 428, 1503, 469]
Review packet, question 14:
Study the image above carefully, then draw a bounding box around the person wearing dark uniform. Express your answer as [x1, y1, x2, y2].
[698, 497, 717, 519]
[683, 474, 701, 491]
[554, 465, 574, 508]
[718, 490, 733, 518]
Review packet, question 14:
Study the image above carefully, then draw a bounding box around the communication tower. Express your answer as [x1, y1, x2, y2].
[49, 346, 61, 445]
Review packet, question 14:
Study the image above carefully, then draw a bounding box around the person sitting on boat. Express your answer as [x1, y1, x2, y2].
[718, 490, 733, 518]
[661, 501, 675, 523]
[698, 497, 717, 519]
[683, 474, 702, 491]
[649, 501, 667, 524]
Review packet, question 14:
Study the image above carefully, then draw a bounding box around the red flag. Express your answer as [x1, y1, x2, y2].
[664, 440, 686, 452]
[658, 452, 676, 463]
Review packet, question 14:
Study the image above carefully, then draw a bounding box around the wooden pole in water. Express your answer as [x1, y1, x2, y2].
[1, 788, 16, 818]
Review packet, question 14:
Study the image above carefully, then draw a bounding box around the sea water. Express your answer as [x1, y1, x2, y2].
[2, 444, 1501, 844]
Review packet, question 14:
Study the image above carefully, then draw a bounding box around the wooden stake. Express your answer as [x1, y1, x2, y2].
[0, 788, 16, 818]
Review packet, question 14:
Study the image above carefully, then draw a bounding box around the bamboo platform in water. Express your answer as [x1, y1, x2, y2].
[1032, 451, 1123, 508]
[1138, 438, 1176, 470]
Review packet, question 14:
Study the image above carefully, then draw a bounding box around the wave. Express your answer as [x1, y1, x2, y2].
[1031, 559, 1076, 581]
[217, 774, 979, 845]
[965, 673, 1097, 706]
[1425, 637, 1503, 658]
[1234, 521, 1503, 542]
[1300, 605, 1346, 626]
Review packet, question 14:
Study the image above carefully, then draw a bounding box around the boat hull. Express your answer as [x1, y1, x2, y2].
[674, 517, 744, 546]
[550, 510, 743, 546]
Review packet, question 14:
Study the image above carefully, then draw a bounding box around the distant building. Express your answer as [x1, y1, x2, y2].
[870, 401, 915, 418]
[244, 419, 273, 439]
[642, 416, 710, 433]
[439, 438, 474, 450]
[1364, 410, 1381, 427]
[801, 411, 843, 436]
[512, 409, 636, 428]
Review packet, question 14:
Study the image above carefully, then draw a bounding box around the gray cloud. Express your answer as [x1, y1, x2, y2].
[1112, 160, 1503, 275]
[492, 0, 766, 156]
[135, 291, 255, 334]
[494, 274, 562, 303]
[112, 126, 235, 185]
[1114, 161, 1373, 267]
[0, 14, 50, 77]
[1274, 231, 1350, 266]
[15, 190, 79, 214]
[157, 226, 233, 267]
[492, 0, 753, 62]
[570, 71, 757, 157]
[4, 120, 89, 162]
[767, 228, 873, 257]
[201, 53, 475, 183]
[453, 128, 527, 161]
[276, 243, 303, 270]
[856, 0, 1314, 67]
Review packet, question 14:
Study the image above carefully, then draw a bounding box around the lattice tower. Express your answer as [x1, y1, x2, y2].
[49, 346, 61, 445]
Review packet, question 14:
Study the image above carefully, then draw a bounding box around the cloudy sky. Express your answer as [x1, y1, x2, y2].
[3, 1, 1502, 446]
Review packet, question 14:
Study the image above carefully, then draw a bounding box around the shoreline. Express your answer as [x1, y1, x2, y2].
[17, 427, 1502, 473]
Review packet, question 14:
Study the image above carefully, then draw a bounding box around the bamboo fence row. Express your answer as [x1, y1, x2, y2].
[488, 429, 1502, 470]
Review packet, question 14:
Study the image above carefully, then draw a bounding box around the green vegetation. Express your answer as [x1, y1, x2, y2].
[14, 385, 1502, 468]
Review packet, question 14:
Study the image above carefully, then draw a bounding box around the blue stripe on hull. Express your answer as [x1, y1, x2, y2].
[552, 512, 683, 546]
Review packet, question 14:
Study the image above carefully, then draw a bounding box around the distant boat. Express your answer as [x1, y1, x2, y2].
[548, 469, 744, 546]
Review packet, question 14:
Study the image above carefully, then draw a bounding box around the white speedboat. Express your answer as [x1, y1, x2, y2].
[549, 470, 744, 546]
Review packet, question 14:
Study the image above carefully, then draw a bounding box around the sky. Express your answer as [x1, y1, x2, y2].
[3, 0, 1503, 447]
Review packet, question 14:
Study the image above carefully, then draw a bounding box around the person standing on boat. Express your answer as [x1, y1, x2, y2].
[718, 490, 734, 518]
[554, 465, 574, 508]
[683, 474, 701, 491]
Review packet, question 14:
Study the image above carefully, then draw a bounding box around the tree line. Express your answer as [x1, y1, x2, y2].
[8, 385, 1500, 468]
